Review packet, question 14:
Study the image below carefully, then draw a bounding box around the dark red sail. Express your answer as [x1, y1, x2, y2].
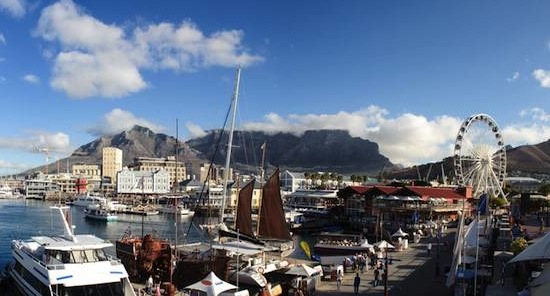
[258, 169, 292, 241]
[235, 179, 255, 237]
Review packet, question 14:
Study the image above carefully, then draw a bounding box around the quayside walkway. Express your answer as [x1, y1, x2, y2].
[315, 236, 453, 296]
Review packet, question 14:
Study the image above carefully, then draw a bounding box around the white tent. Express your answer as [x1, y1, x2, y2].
[285, 264, 319, 277]
[374, 240, 395, 249]
[509, 232, 550, 263]
[186, 271, 238, 296]
[391, 228, 408, 238]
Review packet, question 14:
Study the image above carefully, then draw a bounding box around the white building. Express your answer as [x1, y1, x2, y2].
[506, 177, 542, 193]
[280, 170, 306, 193]
[116, 167, 170, 195]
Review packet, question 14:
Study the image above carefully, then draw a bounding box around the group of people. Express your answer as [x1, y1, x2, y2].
[344, 250, 388, 274]
[337, 251, 391, 294]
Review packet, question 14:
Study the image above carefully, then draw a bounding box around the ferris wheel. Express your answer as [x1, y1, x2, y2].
[453, 114, 507, 199]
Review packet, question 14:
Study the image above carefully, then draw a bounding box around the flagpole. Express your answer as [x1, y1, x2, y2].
[474, 211, 480, 296]
[236, 228, 240, 289]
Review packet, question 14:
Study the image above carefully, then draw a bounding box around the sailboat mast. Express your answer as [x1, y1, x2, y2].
[174, 119, 179, 265]
[220, 67, 242, 224]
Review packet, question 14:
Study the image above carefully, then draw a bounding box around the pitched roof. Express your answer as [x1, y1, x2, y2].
[402, 186, 466, 200]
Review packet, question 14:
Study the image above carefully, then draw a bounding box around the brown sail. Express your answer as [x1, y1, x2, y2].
[235, 179, 255, 237]
[258, 169, 292, 241]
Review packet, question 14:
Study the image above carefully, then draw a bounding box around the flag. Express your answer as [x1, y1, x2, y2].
[412, 211, 419, 224]
[446, 212, 466, 287]
[300, 240, 312, 259]
[477, 193, 487, 215]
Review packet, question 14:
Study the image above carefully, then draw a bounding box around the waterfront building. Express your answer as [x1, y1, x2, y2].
[339, 184, 472, 235]
[280, 170, 306, 192]
[72, 164, 102, 191]
[505, 176, 542, 193]
[285, 189, 339, 211]
[24, 178, 58, 200]
[102, 147, 123, 185]
[116, 167, 170, 196]
[131, 156, 186, 190]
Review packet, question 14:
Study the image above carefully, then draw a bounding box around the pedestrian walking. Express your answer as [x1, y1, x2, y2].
[427, 242, 432, 256]
[354, 273, 361, 294]
[336, 270, 343, 290]
[373, 268, 380, 287]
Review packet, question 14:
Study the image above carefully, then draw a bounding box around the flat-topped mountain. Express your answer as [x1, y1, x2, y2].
[32, 126, 394, 176]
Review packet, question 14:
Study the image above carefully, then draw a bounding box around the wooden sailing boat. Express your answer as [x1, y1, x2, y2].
[256, 168, 294, 257]
[220, 168, 294, 256]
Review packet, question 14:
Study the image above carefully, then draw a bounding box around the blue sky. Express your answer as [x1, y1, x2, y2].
[2, 0, 550, 175]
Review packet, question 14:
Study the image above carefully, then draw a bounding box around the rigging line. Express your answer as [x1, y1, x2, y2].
[183, 84, 234, 243]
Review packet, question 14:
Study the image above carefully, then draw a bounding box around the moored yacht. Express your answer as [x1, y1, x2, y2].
[7, 206, 136, 296]
[67, 192, 107, 208]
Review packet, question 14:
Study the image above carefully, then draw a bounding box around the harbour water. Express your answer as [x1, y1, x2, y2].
[0, 199, 310, 272]
[0, 199, 207, 271]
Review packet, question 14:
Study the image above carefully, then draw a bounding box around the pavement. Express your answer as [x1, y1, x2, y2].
[315, 235, 453, 296]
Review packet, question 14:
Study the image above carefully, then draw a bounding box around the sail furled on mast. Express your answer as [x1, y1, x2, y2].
[235, 179, 255, 237]
[258, 169, 292, 241]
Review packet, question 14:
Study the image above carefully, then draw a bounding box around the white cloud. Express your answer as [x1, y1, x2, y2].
[520, 107, 550, 122]
[0, 33, 5, 44]
[507, 72, 519, 82]
[533, 69, 550, 87]
[0, 159, 29, 170]
[35, 0, 263, 99]
[185, 121, 207, 139]
[87, 108, 165, 136]
[22, 74, 40, 84]
[0, 0, 26, 18]
[234, 106, 462, 166]
[0, 130, 71, 154]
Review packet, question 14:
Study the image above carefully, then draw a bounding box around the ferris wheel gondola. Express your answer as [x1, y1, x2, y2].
[453, 114, 507, 200]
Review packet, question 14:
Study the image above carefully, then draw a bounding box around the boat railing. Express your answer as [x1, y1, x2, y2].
[107, 255, 123, 265]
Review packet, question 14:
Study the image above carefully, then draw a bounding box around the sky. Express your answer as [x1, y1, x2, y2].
[2, 0, 550, 175]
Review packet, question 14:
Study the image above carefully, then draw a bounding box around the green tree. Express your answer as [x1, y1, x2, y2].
[539, 183, 550, 196]
[510, 237, 528, 255]
[490, 197, 507, 209]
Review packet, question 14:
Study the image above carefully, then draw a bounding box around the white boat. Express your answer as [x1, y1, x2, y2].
[0, 184, 19, 199]
[313, 232, 372, 256]
[156, 195, 194, 216]
[85, 205, 118, 222]
[157, 204, 194, 215]
[7, 206, 136, 296]
[68, 192, 107, 207]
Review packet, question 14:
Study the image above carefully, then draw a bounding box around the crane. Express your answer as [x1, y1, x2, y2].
[35, 147, 50, 174]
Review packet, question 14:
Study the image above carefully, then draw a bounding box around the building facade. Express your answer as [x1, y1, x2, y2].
[116, 167, 170, 195]
[132, 156, 186, 190]
[102, 147, 123, 185]
[280, 170, 306, 192]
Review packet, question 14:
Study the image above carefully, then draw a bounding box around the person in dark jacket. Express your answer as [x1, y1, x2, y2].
[354, 273, 361, 294]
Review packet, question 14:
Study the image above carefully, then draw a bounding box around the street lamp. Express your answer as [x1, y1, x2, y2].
[384, 250, 389, 296]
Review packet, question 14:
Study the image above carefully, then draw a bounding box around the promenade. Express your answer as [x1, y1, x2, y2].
[315, 237, 453, 296]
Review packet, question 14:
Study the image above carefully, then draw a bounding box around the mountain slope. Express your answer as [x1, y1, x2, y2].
[186, 129, 394, 174]
[29, 126, 394, 176]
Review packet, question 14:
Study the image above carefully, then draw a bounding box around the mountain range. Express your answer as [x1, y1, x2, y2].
[28, 125, 550, 179]
[33, 126, 393, 176]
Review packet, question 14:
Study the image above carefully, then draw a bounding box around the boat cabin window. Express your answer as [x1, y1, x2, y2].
[67, 249, 108, 263]
[52, 280, 125, 296]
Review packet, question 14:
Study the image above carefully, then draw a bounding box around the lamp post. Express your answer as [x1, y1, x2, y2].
[384, 250, 389, 296]
[436, 224, 441, 277]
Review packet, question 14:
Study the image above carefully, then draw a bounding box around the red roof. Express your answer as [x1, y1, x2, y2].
[402, 186, 466, 200]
